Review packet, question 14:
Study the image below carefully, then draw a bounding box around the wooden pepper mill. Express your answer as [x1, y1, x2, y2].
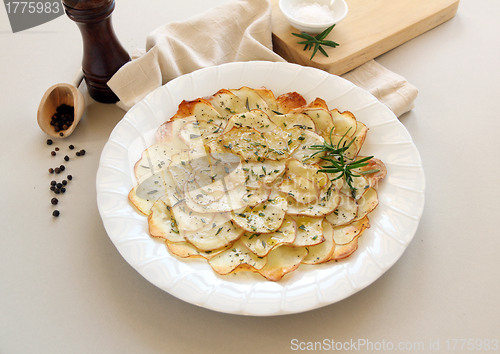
[62, 0, 130, 103]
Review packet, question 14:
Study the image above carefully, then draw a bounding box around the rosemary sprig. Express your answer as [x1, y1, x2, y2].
[292, 24, 339, 60]
[309, 127, 379, 198]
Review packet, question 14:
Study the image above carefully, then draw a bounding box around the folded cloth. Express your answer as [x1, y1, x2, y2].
[107, 0, 417, 117]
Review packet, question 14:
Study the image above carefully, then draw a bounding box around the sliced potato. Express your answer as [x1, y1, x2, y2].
[166, 240, 229, 259]
[223, 110, 277, 134]
[279, 175, 319, 204]
[341, 174, 370, 200]
[286, 186, 340, 217]
[230, 191, 287, 233]
[325, 193, 358, 226]
[230, 87, 271, 116]
[329, 236, 360, 261]
[179, 120, 224, 146]
[355, 157, 387, 189]
[300, 107, 334, 140]
[171, 98, 226, 128]
[148, 200, 184, 242]
[239, 160, 286, 188]
[171, 202, 216, 232]
[353, 121, 368, 152]
[254, 87, 279, 114]
[221, 127, 267, 162]
[270, 112, 316, 131]
[184, 216, 244, 251]
[241, 215, 296, 257]
[275, 91, 307, 114]
[263, 128, 293, 161]
[286, 159, 329, 188]
[155, 116, 196, 145]
[330, 109, 357, 138]
[184, 183, 248, 213]
[329, 133, 359, 160]
[302, 220, 335, 264]
[205, 89, 248, 118]
[290, 216, 324, 247]
[290, 130, 325, 164]
[208, 239, 267, 275]
[333, 217, 370, 245]
[354, 187, 379, 221]
[258, 245, 308, 281]
[133, 143, 178, 181]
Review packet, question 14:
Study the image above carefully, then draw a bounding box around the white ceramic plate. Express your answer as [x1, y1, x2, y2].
[96, 61, 425, 316]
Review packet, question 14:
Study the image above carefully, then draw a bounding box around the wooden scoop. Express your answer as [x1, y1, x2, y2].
[37, 68, 85, 138]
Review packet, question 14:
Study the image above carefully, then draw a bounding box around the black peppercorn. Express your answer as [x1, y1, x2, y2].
[67, 175, 73, 180]
[55, 147, 59, 151]
[49, 168, 54, 173]
[60, 188, 66, 193]
[51, 198, 58, 205]
[47, 139, 53, 145]
[69, 145, 74, 150]
[50, 181, 56, 186]
[76, 151, 80, 156]
[52, 210, 60, 217]
[51, 151, 56, 156]
[54, 167, 61, 174]
[59, 165, 65, 171]
[64, 155, 69, 161]
[62, 180, 67, 185]
[80, 149, 86, 155]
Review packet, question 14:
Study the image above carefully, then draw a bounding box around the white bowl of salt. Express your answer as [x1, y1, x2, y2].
[279, 0, 348, 34]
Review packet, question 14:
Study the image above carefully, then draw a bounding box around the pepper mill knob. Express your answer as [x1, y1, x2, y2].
[63, 0, 130, 103]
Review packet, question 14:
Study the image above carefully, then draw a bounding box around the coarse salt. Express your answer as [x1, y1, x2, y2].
[289, 2, 336, 23]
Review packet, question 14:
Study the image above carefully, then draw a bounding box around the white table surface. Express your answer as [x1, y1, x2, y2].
[1, 1, 499, 353]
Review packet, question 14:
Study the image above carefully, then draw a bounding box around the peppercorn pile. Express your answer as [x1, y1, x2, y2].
[50, 104, 75, 137]
[46, 138, 86, 217]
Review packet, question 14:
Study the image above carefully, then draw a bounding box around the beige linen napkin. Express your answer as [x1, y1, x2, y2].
[108, 0, 417, 117]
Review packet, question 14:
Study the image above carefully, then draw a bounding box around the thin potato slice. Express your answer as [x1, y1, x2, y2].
[341, 174, 370, 200]
[258, 245, 308, 281]
[354, 187, 379, 221]
[239, 160, 286, 188]
[221, 127, 267, 162]
[223, 110, 277, 134]
[254, 87, 279, 114]
[241, 215, 296, 257]
[270, 112, 315, 131]
[206, 89, 248, 119]
[184, 183, 248, 213]
[276, 91, 307, 114]
[286, 159, 329, 189]
[329, 236, 360, 261]
[330, 109, 357, 138]
[329, 133, 359, 160]
[326, 193, 358, 226]
[302, 220, 335, 264]
[148, 200, 183, 243]
[170, 98, 227, 128]
[291, 130, 325, 164]
[333, 217, 370, 245]
[134, 143, 177, 181]
[286, 187, 340, 217]
[171, 202, 216, 232]
[129, 184, 157, 215]
[355, 157, 387, 189]
[184, 216, 244, 252]
[166, 240, 229, 259]
[279, 175, 319, 204]
[353, 121, 368, 152]
[290, 216, 324, 247]
[230, 87, 271, 116]
[263, 128, 293, 160]
[179, 121, 223, 146]
[155, 116, 196, 145]
[230, 191, 287, 233]
[300, 107, 334, 140]
[208, 239, 267, 275]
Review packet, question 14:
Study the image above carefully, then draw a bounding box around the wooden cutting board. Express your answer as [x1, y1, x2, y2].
[271, 0, 460, 75]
